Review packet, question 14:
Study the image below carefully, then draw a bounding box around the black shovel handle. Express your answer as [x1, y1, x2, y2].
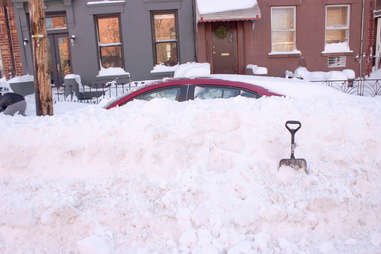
[285, 120, 301, 145]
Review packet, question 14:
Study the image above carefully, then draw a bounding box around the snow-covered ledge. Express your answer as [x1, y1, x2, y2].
[150, 64, 178, 74]
[321, 42, 353, 54]
[268, 49, 301, 56]
[86, 0, 126, 6]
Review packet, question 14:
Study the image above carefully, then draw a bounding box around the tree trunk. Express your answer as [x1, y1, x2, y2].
[28, 0, 53, 115]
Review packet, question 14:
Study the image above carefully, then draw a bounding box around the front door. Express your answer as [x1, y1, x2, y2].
[48, 33, 71, 86]
[212, 22, 238, 74]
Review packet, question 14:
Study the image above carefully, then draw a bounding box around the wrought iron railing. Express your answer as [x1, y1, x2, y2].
[51, 80, 155, 104]
[310, 78, 381, 97]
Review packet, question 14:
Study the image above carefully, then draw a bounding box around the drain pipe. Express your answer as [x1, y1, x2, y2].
[359, 0, 365, 77]
[4, 4, 16, 79]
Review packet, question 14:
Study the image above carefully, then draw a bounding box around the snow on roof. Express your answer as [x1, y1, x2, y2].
[196, 0, 257, 15]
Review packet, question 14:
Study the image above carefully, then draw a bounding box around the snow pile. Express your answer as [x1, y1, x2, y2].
[246, 64, 268, 75]
[174, 62, 210, 78]
[151, 62, 211, 78]
[0, 84, 380, 253]
[293, 67, 355, 81]
[8, 74, 34, 83]
[196, 0, 257, 14]
[323, 42, 352, 53]
[97, 67, 130, 77]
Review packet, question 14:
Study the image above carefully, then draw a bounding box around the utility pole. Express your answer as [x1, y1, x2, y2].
[28, 0, 53, 115]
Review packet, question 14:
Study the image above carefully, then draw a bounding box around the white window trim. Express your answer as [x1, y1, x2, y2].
[323, 5, 352, 53]
[270, 6, 298, 54]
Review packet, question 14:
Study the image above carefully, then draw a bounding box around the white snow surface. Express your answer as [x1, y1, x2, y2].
[0, 75, 381, 254]
[294, 67, 356, 81]
[197, 0, 257, 14]
[174, 62, 210, 78]
[246, 64, 268, 75]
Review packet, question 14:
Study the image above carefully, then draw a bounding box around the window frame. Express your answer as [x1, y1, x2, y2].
[325, 5, 350, 45]
[94, 13, 124, 69]
[150, 10, 180, 66]
[270, 6, 297, 53]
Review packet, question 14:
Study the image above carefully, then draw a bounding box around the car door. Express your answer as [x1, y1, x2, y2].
[188, 85, 262, 100]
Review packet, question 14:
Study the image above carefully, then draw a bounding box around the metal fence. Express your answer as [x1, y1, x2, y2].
[311, 78, 381, 97]
[52, 80, 155, 104]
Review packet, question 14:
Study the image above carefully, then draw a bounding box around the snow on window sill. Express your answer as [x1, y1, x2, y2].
[268, 50, 301, 56]
[86, 0, 126, 7]
[321, 49, 354, 54]
[322, 42, 353, 54]
[150, 64, 178, 74]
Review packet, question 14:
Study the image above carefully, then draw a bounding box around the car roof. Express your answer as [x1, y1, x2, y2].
[105, 77, 281, 109]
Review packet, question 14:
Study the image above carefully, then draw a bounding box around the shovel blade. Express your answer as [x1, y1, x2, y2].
[279, 158, 308, 174]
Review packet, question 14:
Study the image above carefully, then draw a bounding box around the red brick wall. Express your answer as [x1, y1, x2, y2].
[366, 0, 375, 75]
[0, 0, 23, 79]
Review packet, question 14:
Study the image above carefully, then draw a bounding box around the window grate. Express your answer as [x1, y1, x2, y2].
[328, 56, 346, 68]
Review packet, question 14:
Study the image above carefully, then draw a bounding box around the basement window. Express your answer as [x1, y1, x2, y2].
[328, 56, 346, 68]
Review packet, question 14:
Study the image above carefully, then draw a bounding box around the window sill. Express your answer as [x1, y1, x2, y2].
[321, 51, 354, 56]
[268, 51, 301, 58]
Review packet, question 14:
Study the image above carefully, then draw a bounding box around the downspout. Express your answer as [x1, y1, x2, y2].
[359, 0, 365, 77]
[192, 0, 198, 61]
[4, 4, 16, 78]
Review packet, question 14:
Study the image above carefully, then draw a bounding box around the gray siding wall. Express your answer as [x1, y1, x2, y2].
[12, 0, 196, 84]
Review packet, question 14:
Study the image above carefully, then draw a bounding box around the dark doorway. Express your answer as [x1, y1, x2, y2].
[212, 22, 238, 74]
[48, 33, 71, 86]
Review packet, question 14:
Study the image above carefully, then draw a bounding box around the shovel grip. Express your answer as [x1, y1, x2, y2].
[285, 120, 301, 147]
[285, 121, 301, 135]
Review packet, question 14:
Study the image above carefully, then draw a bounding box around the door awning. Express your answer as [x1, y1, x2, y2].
[196, 0, 261, 23]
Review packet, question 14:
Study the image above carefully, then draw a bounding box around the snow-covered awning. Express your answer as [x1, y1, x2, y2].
[196, 0, 261, 23]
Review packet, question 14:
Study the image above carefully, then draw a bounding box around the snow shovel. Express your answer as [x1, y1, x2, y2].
[279, 120, 308, 174]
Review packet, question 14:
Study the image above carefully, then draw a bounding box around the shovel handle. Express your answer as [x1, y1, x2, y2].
[285, 120, 301, 146]
[285, 121, 301, 134]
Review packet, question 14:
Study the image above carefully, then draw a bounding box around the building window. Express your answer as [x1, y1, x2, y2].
[271, 6, 296, 52]
[325, 5, 350, 46]
[46, 14, 67, 30]
[151, 11, 179, 66]
[95, 15, 123, 68]
[328, 56, 346, 68]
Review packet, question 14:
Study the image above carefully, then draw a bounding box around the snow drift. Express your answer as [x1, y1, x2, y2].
[0, 85, 381, 253]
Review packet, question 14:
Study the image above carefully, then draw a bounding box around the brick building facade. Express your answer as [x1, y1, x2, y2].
[0, 0, 22, 79]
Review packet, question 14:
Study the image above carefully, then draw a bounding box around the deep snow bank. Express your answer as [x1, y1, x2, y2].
[0, 95, 381, 254]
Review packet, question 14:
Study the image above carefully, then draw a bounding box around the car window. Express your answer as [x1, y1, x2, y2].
[194, 86, 259, 100]
[241, 89, 262, 99]
[135, 87, 181, 101]
[194, 86, 241, 99]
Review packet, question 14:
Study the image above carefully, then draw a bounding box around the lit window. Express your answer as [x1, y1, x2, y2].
[325, 5, 350, 45]
[151, 11, 179, 66]
[271, 7, 296, 52]
[95, 15, 123, 68]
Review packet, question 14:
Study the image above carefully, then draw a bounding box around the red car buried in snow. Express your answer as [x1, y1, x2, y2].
[105, 78, 281, 109]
